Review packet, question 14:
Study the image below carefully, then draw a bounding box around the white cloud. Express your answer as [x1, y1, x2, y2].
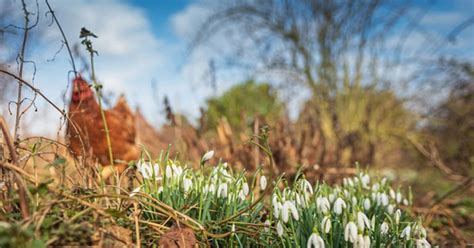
[171, 3, 211, 40]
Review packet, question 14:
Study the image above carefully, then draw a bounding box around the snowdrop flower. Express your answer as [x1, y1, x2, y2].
[183, 178, 193, 192]
[157, 186, 163, 194]
[137, 162, 160, 179]
[171, 164, 183, 177]
[355, 234, 364, 248]
[378, 193, 389, 206]
[328, 193, 336, 203]
[264, 219, 271, 232]
[395, 209, 401, 225]
[201, 150, 214, 162]
[351, 196, 358, 206]
[333, 198, 346, 215]
[129, 186, 141, 197]
[387, 204, 395, 215]
[307, 233, 325, 248]
[217, 183, 228, 198]
[277, 221, 284, 236]
[260, 175, 267, 191]
[403, 198, 409, 206]
[316, 197, 330, 214]
[242, 182, 249, 196]
[400, 225, 411, 240]
[381, 177, 387, 186]
[343, 178, 354, 187]
[343, 189, 351, 198]
[357, 211, 371, 231]
[361, 174, 370, 188]
[281, 201, 299, 222]
[380, 222, 389, 235]
[344, 221, 358, 243]
[203, 183, 216, 194]
[274, 201, 283, 218]
[416, 238, 431, 248]
[389, 188, 396, 199]
[321, 216, 331, 233]
[363, 198, 371, 210]
[302, 179, 314, 195]
[363, 235, 371, 248]
[396, 192, 403, 204]
[372, 183, 380, 192]
[165, 165, 172, 179]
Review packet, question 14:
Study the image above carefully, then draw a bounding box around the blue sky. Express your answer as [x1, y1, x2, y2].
[1, 0, 473, 136]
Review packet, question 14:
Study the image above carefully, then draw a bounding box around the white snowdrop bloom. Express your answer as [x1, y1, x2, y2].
[165, 165, 172, 179]
[400, 225, 411, 240]
[371, 216, 376, 229]
[238, 190, 246, 201]
[372, 183, 380, 192]
[137, 162, 160, 179]
[343, 189, 351, 198]
[264, 220, 271, 232]
[321, 216, 331, 233]
[282, 201, 299, 222]
[395, 209, 401, 225]
[357, 211, 371, 231]
[260, 175, 267, 191]
[157, 186, 163, 194]
[274, 202, 283, 218]
[380, 222, 389, 235]
[413, 223, 427, 239]
[201, 150, 214, 162]
[333, 198, 346, 215]
[379, 193, 389, 206]
[371, 192, 377, 202]
[363, 235, 371, 248]
[403, 198, 409, 206]
[183, 178, 193, 192]
[129, 186, 141, 197]
[217, 183, 228, 198]
[363, 198, 371, 210]
[281, 204, 289, 223]
[355, 234, 364, 248]
[242, 182, 249, 196]
[347, 178, 354, 187]
[208, 184, 216, 193]
[307, 233, 325, 248]
[351, 196, 358, 206]
[354, 177, 359, 185]
[172, 164, 183, 177]
[381, 177, 387, 186]
[344, 221, 358, 243]
[361, 174, 370, 188]
[302, 179, 314, 195]
[387, 204, 395, 215]
[316, 197, 330, 214]
[296, 194, 307, 208]
[277, 221, 284, 237]
[416, 238, 431, 248]
[328, 193, 336, 203]
[389, 188, 396, 199]
[272, 195, 279, 209]
[396, 192, 403, 204]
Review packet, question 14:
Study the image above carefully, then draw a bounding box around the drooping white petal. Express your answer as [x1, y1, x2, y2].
[260, 175, 268, 191]
[201, 150, 215, 162]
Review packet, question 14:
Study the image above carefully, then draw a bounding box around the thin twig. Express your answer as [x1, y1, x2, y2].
[0, 116, 29, 219]
[44, 0, 77, 76]
[13, 0, 31, 143]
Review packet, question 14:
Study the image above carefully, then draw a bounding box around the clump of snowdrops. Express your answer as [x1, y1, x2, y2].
[131, 151, 431, 247]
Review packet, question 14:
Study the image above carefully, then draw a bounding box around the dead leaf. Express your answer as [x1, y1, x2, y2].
[158, 225, 197, 248]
